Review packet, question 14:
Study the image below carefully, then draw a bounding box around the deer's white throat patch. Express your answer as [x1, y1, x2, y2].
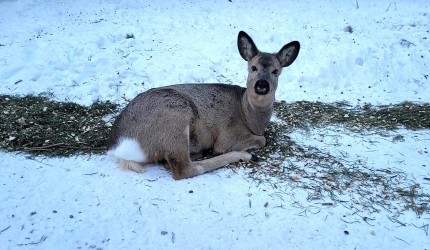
[108, 137, 147, 163]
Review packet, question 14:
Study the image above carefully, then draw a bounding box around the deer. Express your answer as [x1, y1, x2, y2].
[107, 31, 300, 180]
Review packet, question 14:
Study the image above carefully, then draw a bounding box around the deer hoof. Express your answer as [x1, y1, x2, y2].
[250, 154, 259, 162]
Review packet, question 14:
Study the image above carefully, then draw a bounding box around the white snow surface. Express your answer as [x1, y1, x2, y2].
[1, 0, 429, 249]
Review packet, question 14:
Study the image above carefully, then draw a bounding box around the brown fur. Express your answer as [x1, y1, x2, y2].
[107, 31, 300, 180]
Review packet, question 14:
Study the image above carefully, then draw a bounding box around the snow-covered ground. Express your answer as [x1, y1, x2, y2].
[1, 0, 429, 249]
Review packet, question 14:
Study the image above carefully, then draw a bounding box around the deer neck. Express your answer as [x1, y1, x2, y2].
[241, 91, 274, 136]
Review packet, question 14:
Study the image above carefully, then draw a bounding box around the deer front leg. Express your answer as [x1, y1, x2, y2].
[214, 131, 266, 155]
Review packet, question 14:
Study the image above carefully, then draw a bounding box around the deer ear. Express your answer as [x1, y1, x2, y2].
[238, 31, 259, 61]
[276, 41, 300, 67]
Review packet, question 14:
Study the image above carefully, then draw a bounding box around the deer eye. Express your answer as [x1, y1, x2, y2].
[251, 66, 257, 72]
[272, 69, 279, 75]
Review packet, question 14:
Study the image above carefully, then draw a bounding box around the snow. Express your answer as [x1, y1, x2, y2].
[0, 0, 429, 249]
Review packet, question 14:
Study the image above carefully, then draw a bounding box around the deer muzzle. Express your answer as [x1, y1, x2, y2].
[254, 79, 270, 95]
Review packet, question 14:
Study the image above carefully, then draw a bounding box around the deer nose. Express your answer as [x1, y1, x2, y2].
[254, 80, 270, 95]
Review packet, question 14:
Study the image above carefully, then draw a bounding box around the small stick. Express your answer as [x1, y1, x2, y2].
[340, 218, 360, 224]
[0, 225, 10, 234]
[322, 202, 333, 206]
[83, 172, 98, 176]
[394, 236, 410, 246]
[25, 143, 65, 150]
[386, 3, 391, 12]
[25, 144, 106, 151]
[17, 235, 48, 246]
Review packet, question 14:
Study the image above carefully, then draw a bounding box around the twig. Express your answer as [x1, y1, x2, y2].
[17, 235, 48, 246]
[362, 217, 375, 226]
[387, 215, 406, 227]
[340, 218, 360, 224]
[355, 0, 359, 9]
[25, 144, 107, 152]
[25, 143, 65, 150]
[0, 225, 10, 234]
[408, 184, 422, 215]
[386, 3, 391, 12]
[412, 223, 429, 236]
[144, 178, 159, 182]
[394, 236, 410, 246]
[83, 172, 98, 176]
